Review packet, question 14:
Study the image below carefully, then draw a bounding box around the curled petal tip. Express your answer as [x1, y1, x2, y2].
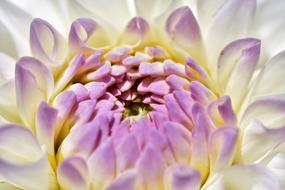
[121, 17, 150, 47]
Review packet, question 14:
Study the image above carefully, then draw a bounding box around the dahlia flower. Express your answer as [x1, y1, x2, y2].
[0, 0, 285, 189]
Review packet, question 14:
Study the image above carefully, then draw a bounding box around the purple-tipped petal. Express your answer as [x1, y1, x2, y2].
[121, 17, 150, 47]
[53, 54, 85, 95]
[166, 6, 204, 63]
[107, 170, 137, 190]
[190, 81, 216, 105]
[191, 104, 211, 181]
[88, 139, 116, 189]
[162, 122, 192, 164]
[209, 127, 238, 173]
[36, 102, 58, 166]
[165, 94, 192, 128]
[207, 96, 237, 127]
[218, 38, 261, 110]
[166, 6, 202, 48]
[139, 62, 164, 76]
[241, 120, 285, 163]
[85, 82, 107, 100]
[15, 57, 54, 127]
[145, 46, 169, 60]
[52, 91, 77, 140]
[57, 156, 90, 190]
[136, 145, 165, 190]
[116, 134, 140, 172]
[69, 18, 110, 54]
[185, 57, 210, 85]
[241, 97, 285, 129]
[0, 125, 57, 190]
[206, 0, 257, 64]
[83, 61, 111, 82]
[166, 75, 189, 90]
[30, 18, 67, 66]
[68, 83, 89, 102]
[165, 164, 201, 190]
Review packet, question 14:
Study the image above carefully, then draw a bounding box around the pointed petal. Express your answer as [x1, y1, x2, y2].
[0, 22, 18, 58]
[241, 97, 285, 129]
[254, 0, 285, 56]
[205, 165, 280, 190]
[162, 122, 192, 164]
[166, 6, 203, 62]
[209, 127, 238, 173]
[35, 102, 58, 167]
[0, 80, 20, 123]
[0, 125, 57, 190]
[57, 156, 90, 190]
[107, 170, 137, 190]
[241, 121, 285, 163]
[267, 154, 285, 189]
[15, 57, 54, 128]
[165, 164, 201, 190]
[218, 38, 261, 110]
[251, 51, 285, 98]
[0, 53, 15, 84]
[88, 139, 116, 189]
[136, 145, 165, 190]
[116, 134, 140, 172]
[206, 0, 256, 67]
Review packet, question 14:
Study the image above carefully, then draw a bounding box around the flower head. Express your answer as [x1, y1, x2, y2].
[0, 0, 285, 190]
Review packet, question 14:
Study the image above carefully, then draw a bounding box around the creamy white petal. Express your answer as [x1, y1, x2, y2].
[254, 0, 285, 57]
[206, 0, 256, 73]
[267, 154, 285, 189]
[0, 21, 18, 58]
[6, 0, 68, 34]
[0, 0, 32, 57]
[0, 125, 58, 190]
[0, 53, 15, 84]
[241, 121, 285, 163]
[68, 0, 131, 32]
[241, 97, 285, 129]
[250, 51, 285, 99]
[203, 165, 280, 190]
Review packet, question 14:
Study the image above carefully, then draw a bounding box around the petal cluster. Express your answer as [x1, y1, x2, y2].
[0, 1, 285, 190]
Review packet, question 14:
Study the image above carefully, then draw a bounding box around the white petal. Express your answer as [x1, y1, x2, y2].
[206, 0, 256, 72]
[240, 97, 285, 129]
[0, 0, 32, 57]
[57, 156, 90, 190]
[0, 80, 20, 123]
[267, 154, 285, 189]
[254, 0, 285, 57]
[241, 121, 285, 163]
[135, 0, 181, 20]
[68, 0, 132, 32]
[0, 53, 15, 84]
[0, 125, 58, 190]
[250, 51, 285, 99]
[204, 165, 280, 190]
[6, 0, 68, 34]
[0, 21, 18, 58]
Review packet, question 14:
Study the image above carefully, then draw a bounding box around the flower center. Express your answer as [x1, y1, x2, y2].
[122, 98, 152, 121]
